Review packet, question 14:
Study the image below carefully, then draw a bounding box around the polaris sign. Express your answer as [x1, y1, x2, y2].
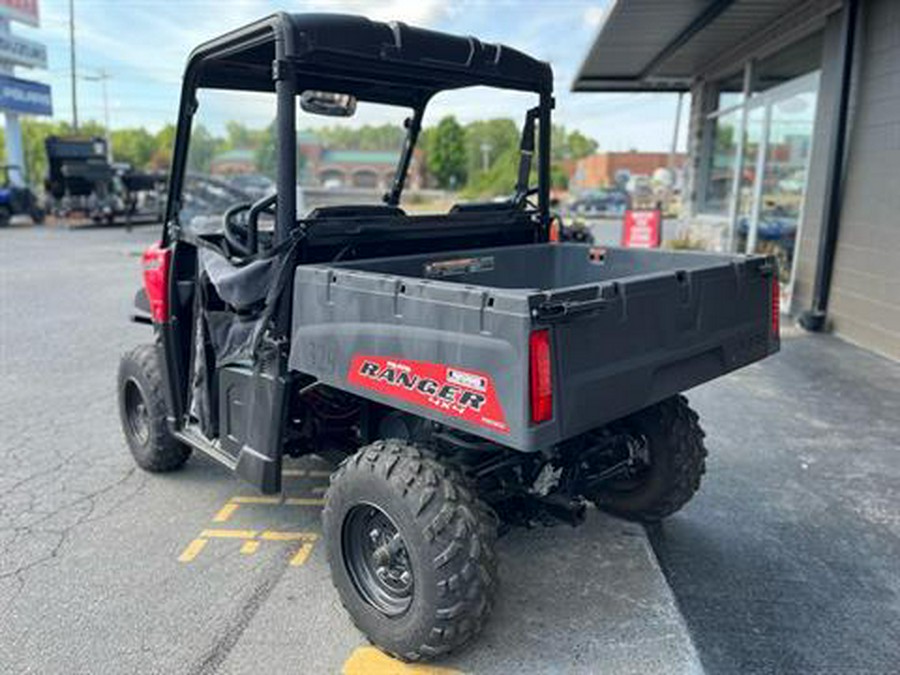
[0, 32, 46, 68]
[0, 74, 51, 115]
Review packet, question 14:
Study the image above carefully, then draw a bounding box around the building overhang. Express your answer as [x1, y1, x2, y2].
[572, 0, 819, 92]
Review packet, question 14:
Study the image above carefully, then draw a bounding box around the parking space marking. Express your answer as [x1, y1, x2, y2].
[290, 542, 315, 567]
[240, 540, 260, 555]
[178, 538, 208, 563]
[208, 494, 326, 524]
[200, 528, 258, 539]
[212, 502, 240, 522]
[343, 646, 463, 675]
[179, 528, 319, 565]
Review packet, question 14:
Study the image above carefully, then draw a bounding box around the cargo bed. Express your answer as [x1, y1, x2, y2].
[289, 243, 779, 452]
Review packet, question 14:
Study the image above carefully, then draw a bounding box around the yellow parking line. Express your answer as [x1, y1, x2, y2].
[230, 495, 283, 505]
[307, 469, 332, 478]
[212, 502, 240, 523]
[343, 646, 463, 674]
[240, 540, 260, 555]
[200, 529, 258, 539]
[285, 497, 326, 506]
[260, 530, 318, 542]
[290, 542, 315, 567]
[178, 538, 208, 563]
[282, 469, 306, 477]
[228, 495, 324, 506]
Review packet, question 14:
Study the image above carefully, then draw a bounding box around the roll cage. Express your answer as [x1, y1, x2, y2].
[163, 12, 555, 248]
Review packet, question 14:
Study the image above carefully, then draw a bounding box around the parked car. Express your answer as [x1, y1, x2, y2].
[570, 188, 629, 215]
[228, 173, 276, 200]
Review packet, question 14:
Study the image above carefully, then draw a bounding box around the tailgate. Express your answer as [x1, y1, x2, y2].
[537, 255, 778, 441]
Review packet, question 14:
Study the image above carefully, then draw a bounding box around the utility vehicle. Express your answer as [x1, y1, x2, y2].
[0, 165, 43, 227]
[117, 13, 780, 661]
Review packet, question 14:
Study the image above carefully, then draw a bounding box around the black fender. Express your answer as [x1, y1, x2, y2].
[131, 288, 153, 324]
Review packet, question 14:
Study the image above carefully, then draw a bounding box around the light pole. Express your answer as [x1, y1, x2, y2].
[83, 70, 112, 161]
[480, 142, 492, 172]
[69, 0, 78, 132]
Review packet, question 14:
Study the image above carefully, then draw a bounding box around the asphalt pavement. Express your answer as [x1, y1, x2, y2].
[3, 223, 898, 675]
[0, 224, 700, 675]
[650, 331, 900, 674]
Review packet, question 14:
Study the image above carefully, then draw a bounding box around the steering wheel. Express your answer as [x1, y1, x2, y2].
[222, 193, 277, 258]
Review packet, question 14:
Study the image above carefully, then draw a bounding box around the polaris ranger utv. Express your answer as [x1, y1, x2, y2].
[118, 13, 780, 661]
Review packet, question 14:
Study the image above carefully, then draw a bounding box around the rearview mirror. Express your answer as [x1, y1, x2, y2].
[300, 91, 357, 117]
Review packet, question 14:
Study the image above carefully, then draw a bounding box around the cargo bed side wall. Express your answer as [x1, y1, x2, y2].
[289, 267, 557, 450]
[333, 243, 744, 292]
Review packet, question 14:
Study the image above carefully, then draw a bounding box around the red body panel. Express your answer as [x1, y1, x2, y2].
[348, 355, 510, 434]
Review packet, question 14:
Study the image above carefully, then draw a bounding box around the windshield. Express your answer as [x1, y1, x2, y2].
[178, 85, 543, 233]
[180, 88, 409, 233]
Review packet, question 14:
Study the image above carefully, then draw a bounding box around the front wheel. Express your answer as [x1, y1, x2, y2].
[117, 344, 191, 472]
[585, 395, 707, 522]
[323, 440, 498, 662]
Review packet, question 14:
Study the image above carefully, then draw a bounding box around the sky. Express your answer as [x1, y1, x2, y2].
[8, 0, 689, 152]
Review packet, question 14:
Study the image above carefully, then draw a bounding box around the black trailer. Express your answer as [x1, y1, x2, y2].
[117, 13, 779, 662]
[44, 136, 165, 225]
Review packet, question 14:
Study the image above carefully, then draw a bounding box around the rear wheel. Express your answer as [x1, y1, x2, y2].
[117, 344, 191, 472]
[585, 395, 707, 522]
[323, 440, 497, 661]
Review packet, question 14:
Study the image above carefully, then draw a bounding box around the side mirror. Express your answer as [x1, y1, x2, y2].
[300, 91, 357, 117]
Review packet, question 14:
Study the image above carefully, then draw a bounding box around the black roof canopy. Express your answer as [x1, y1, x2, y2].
[187, 12, 553, 107]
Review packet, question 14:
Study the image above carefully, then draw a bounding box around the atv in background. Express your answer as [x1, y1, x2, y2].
[0, 165, 44, 227]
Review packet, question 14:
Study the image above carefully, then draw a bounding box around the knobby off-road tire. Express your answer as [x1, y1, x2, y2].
[323, 439, 498, 661]
[587, 395, 707, 523]
[117, 344, 191, 472]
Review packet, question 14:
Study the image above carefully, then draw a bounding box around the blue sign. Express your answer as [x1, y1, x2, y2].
[0, 73, 51, 116]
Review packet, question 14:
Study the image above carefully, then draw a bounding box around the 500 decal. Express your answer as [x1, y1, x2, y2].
[347, 355, 509, 434]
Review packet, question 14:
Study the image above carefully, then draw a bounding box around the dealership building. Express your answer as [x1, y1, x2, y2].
[575, 0, 900, 360]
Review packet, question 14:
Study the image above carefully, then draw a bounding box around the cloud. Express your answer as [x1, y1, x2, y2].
[583, 5, 609, 28]
[305, 0, 452, 26]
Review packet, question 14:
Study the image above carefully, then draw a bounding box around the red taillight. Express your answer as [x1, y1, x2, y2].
[771, 276, 780, 336]
[529, 329, 553, 424]
[142, 243, 171, 323]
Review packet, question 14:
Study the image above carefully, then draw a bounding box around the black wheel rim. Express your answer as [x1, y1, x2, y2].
[342, 503, 414, 617]
[124, 379, 150, 446]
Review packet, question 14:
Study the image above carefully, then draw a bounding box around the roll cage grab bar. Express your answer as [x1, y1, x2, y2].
[162, 13, 555, 248]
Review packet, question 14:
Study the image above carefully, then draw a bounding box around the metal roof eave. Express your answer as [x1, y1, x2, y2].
[571, 0, 738, 92]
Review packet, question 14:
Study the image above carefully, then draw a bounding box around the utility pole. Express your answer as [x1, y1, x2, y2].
[83, 69, 112, 160]
[69, 0, 78, 131]
[480, 142, 492, 172]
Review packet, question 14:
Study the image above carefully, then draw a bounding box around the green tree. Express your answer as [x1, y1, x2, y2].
[110, 127, 155, 167]
[149, 123, 177, 169]
[426, 116, 467, 189]
[462, 118, 520, 183]
[185, 124, 222, 174]
[551, 125, 598, 161]
[254, 122, 277, 178]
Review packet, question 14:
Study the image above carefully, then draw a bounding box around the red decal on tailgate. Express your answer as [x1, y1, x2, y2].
[348, 355, 509, 434]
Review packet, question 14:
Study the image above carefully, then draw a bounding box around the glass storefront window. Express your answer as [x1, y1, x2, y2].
[716, 70, 745, 110]
[697, 30, 823, 312]
[702, 109, 740, 215]
[752, 84, 818, 299]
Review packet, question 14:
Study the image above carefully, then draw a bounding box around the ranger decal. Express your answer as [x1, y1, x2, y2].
[347, 355, 509, 434]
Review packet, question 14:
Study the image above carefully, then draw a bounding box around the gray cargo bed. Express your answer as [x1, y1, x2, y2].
[289, 243, 778, 452]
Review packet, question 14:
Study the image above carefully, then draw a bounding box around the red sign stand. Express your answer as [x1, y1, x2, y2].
[622, 209, 662, 248]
